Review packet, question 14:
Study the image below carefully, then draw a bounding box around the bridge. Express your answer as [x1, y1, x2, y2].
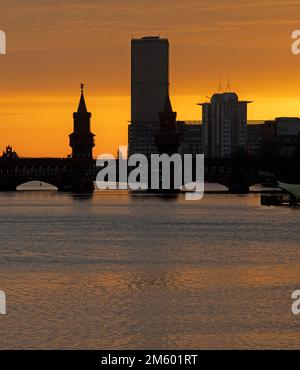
[0, 155, 95, 192]
[0, 86, 96, 192]
[203, 156, 300, 193]
[1, 154, 297, 193]
[204, 159, 263, 193]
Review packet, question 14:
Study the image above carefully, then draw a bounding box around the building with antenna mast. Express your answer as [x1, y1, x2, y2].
[199, 92, 252, 158]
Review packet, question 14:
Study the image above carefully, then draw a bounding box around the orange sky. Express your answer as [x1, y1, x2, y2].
[1, 0, 300, 157]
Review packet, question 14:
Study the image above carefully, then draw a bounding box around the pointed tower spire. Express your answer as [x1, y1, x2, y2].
[70, 84, 95, 160]
[156, 91, 179, 154]
[77, 83, 88, 113]
[163, 92, 173, 113]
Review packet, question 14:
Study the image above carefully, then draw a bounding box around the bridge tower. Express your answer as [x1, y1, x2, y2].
[69, 84, 95, 160]
[154, 93, 181, 193]
[155, 93, 180, 155]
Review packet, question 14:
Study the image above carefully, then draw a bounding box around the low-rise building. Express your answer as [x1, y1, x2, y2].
[128, 120, 202, 157]
[177, 121, 202, 155]
[247, 121, 264, 157]
[262, 117, 300, 158]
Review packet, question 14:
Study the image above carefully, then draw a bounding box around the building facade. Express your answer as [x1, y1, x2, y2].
[262, 117, 300, 158]
[200, 92, 251, 158]
[177, 121, 202, 155]
[247, 121, 264, 157]
[128, 121, 159, 156]
[129, 36, 169, 156]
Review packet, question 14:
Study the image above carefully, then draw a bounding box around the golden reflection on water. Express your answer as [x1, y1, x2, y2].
[0, 192, 299, 349]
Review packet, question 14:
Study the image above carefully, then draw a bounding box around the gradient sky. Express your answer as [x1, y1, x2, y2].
[1, 0, 300, 157]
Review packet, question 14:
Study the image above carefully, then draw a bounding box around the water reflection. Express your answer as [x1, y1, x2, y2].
[0, 190, 299, 349]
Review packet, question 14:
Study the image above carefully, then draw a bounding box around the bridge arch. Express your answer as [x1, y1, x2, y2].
[16, 180, 58, 191]
[0, 156, 95, 192]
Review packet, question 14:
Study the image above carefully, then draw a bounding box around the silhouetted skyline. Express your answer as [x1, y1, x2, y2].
[1, 0, 300, 156]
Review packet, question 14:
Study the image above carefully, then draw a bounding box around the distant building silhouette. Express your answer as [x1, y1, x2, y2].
[177, 121, 202, 156]
[262, 117, 300, 158]
[129, 36, 169, 156]
[247, 122, 264, 157]
[128, 121, 159, 156]
[69, 85, 95, 160]
[2, 146, 18, 159]
[200, 92, 251, 158]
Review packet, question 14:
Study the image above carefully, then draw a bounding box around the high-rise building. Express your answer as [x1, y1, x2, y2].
[131, 36, 169, 124]
[129, 36, 169, 156]
[200, 92, 251, 158]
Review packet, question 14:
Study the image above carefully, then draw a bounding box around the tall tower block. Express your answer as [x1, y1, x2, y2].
[131, 36, 169, 124]
[129, 36, 169, 156]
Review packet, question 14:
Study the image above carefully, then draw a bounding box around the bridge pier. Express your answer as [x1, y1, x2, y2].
[228, 183, 250, 194]
[0, 184, 17, 191]
[57, 176, 95, 193]
[226, 175, 251, 194]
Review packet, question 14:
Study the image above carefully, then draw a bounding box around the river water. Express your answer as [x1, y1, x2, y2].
[0, 188, 299, 349]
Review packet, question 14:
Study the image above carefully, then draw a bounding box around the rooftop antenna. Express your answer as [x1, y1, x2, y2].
[80, 83, 84, 94]
[218, 76, 223, 93]
[226, 75, 231, 92]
